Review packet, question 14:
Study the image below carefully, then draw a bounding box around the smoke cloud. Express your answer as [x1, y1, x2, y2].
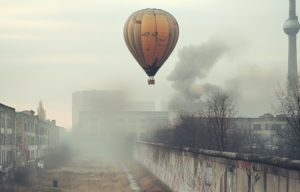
[167, 38, 284, 116]
[167, 39, 229, 111]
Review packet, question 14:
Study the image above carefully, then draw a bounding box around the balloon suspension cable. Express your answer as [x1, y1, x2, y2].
[148, 76, 155, 85]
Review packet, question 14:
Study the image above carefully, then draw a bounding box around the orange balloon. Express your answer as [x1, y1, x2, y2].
[124, 8, 179, 84]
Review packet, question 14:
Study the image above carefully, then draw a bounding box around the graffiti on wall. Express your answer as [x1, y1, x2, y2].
[16, 142, 28, 167]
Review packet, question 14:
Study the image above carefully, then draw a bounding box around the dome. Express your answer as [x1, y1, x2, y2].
[284, 19, 300, 35]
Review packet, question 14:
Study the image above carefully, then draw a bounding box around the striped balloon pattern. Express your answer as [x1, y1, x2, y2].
[124, 8, 179, 78]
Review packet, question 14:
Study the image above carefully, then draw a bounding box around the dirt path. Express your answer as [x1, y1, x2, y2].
[18, 154, 172, 192]
[28, 154, 132, 192]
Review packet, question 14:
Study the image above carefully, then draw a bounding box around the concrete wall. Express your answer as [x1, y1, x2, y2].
[134, 141, 300, 192]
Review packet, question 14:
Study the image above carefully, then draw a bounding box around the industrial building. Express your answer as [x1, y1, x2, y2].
[124, 101, 156, 111]
[72, 90, 124, 132]
[78, 111, 168, 141]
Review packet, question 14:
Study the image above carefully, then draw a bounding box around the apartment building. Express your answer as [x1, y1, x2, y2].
[0, 103, 16, 174]
[48, 120, 66, 151]
[250, 113, 285, 146]
[16, 111, 49, 168]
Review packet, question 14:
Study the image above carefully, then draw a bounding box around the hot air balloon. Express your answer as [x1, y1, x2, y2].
[124, 8, 179, 85]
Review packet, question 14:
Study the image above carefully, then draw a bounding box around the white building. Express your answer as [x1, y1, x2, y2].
[72, 90, 124, 131]
[124, 101, 156, 111]
[78, 111, 168, 140]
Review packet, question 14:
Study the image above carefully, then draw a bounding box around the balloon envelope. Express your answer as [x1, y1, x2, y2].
[124, 8, 179, 82]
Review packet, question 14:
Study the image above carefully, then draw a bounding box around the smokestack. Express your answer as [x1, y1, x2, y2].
[284, 0, 300, 92]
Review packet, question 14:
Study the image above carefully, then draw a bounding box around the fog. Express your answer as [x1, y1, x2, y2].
[1, 1, 300, 191]
[0, 0, 293, 129]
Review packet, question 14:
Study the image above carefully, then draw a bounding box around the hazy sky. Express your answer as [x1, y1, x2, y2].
[0, 0, 296, 130]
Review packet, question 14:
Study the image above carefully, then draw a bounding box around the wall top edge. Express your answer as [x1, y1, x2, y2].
[135, 140, 300, 171]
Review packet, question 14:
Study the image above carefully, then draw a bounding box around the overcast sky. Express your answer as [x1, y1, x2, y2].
[0, 0, 296, 130]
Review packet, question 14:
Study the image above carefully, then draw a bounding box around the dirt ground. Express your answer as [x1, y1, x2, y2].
[126, 160, 172, 192]
[19, 154, 172, 192]
[28, 154, 132, 192]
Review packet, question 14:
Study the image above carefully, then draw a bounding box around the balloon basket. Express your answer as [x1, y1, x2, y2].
[148, 80, 155, 85]
[148, 76, 155, 85]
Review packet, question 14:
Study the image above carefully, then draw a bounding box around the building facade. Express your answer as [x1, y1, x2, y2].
[0, 103, 16, 176]
[72, 90, 124, 131]
[78, 111, 168, 141]
[124, 101, 156, 111]
[250, 113, 285, 148]
[48, 120, 66, 151]
[15, 111, 50, 168]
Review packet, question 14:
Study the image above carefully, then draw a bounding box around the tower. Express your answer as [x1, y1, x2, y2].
[284, 0, 300, 88]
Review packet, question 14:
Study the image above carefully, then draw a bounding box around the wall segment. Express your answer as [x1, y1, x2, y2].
[134, 141, 300, 192]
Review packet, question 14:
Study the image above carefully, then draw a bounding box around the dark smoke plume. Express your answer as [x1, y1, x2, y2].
[167, 38, 284, 116]
[167, 39, 229, 111]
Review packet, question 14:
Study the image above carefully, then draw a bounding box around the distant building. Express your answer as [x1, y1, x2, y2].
[124, 101, 155, 111]
[0, 103, 16, 175]
[48, 120, 66, 150]
[15, 111, 49, 168]
[160, 101, 169, 111]
[0, 102, 66, 180]
[250, 113, 284, 147]
[78, 111, 168, 141]
[72, 90, 124, 131]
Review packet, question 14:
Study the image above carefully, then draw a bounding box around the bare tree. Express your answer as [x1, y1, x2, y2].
[198, 91, 242, 152]
[239, 118, 255, 153]
[143, 91, 246, 152]
[273, 74, 300, 159]
[141, 124, 173, 144]
[170, 111, 199, 147]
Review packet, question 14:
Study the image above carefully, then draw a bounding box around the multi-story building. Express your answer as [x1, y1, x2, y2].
[48, 120, 66, 151]
[250, 113, 284, 146]
[0, 102, 66, 181]
[0, 103, 16, 175]
[15, 110, 49, 168]
[72, 90, 124, 131]
[78, 111, 168, 141]
[124, 101, 156, 111]
[160, 101, 169, 111]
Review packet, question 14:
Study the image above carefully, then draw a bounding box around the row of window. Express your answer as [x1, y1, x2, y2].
[253, 124, 282, 130]
[252, 134, 278, 142]
[86, 118, 168, 129]
[89, 118, 146, 124]
[86, 118, 168, 124]
[1, 134, 13, 145]
[88, 124, 156, 130]
[24, 136, 48, 145]
[29, 149, 48, 160]
[23, 122, 48, 135]
[0, 151, 12, 164]
[1, 114, 13, 128]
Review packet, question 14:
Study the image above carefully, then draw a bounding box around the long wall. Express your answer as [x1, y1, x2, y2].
[134, 141, 300, 192]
